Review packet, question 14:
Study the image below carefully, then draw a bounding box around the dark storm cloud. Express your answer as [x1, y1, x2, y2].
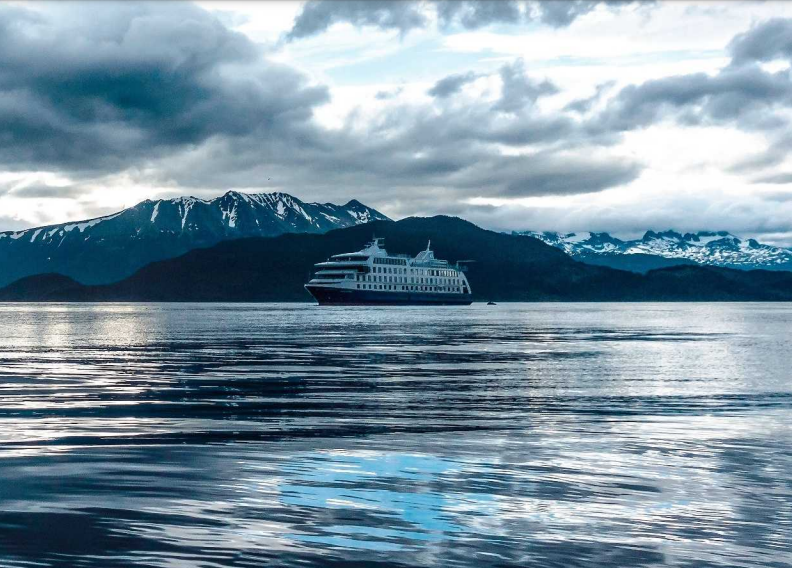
[492, 59, 558, 113]
[427, 71, 479, 98]
[0, 1, 646, 217]
[508, 157, 641, 196]
[453, 152, 642, 197]
[0, 2, 328, 174]
[134, 29, 637, 204]
[347, 101, 583, 151]
[285, 0, 652, 39]
[152, 93, 639, 208]
[286, 0, 427, 40]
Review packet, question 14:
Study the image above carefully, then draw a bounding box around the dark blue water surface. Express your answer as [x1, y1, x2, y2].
[0, 303, 791, 567]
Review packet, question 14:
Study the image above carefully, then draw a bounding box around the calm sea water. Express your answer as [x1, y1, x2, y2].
[0, 303, 790, 567]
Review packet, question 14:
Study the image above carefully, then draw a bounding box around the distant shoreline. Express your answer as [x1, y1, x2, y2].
[2, 299, 791, 304]
[3, 217, 792, 303]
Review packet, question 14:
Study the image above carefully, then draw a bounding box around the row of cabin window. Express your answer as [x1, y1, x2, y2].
[374, 257, 407, 266]
[372, 266, 457, 277]
[357, 284, 463, 293]
[357, 274, 461, 285]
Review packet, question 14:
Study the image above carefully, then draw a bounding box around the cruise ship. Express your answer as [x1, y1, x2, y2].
[304, 238, 473, 305]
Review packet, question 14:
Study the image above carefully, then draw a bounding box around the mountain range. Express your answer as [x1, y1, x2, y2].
[2, 190, 792, 302]
[3, 216, 792, 302]
[519, 230, 792, 273]
[0, 191, 388, 287]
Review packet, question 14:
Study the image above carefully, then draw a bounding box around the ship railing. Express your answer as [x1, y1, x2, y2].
[330, 254, 370, 260]
[315, 260, 370, 268]
[312, 270, 353, 276]
[412, 261, 468, 272]
[412, 260, 449, 268]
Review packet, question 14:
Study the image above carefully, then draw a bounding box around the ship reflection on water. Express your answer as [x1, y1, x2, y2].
[0, 302, 791, 567]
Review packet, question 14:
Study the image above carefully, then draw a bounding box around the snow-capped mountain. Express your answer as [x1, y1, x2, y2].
[519, 230, 792, 273]
[0, 191, 389, 286]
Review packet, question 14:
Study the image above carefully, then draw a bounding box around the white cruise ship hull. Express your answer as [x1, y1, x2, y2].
[305, 285, 472, 306]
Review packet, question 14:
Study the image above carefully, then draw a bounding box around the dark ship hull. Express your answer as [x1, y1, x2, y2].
[305, 285, 472, 306]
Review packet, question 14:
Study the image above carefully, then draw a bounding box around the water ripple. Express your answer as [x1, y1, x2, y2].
[1, 302, 791, 567]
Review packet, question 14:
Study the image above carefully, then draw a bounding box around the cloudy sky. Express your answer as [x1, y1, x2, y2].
[2, 1, 792, 244]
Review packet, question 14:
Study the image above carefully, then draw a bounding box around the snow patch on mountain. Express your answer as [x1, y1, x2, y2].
[320, 211, 341, 224]
[2, 211, 124, 242]
[520, 230, 792, 271]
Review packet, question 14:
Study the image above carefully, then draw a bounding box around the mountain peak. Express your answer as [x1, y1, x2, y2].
[683, 230, 737, 243]
[642, 230, 683, 242]
[0, 192, 390, 287]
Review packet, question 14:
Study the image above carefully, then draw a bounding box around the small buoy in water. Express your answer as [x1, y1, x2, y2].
[487, 301, 496, 306]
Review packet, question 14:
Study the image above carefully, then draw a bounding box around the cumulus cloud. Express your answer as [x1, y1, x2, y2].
[537, 0, 601, 27]
[8, 185, 92, 199]
[7, 0, 792, 244]
[427, 71, 479, 98]
[594, 67, 792, 133]
[492, 59, 558, 113]
[147, 91, 638, 209]
[492, 155, 641, 197]
[0, 1, 643, 222]
[375, 87, 403, 100]
[0, 216, 30, 233]
[285, 0, 651, 40]
[729, 18, 792, 65]
[729, 132, 792, 174]
[435, 0, 523, 29]
[589, 17, 792, 178]
[286, 0, 427, 40]
[754, 172, 792, 185]
[564, 81, 616, 113]
[455, 190, 792, 247]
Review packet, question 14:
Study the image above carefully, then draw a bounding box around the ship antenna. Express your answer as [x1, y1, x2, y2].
[426, 240, 431, 251]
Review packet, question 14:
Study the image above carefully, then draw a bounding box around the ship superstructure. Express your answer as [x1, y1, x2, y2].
[304, 238, 472, 305]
